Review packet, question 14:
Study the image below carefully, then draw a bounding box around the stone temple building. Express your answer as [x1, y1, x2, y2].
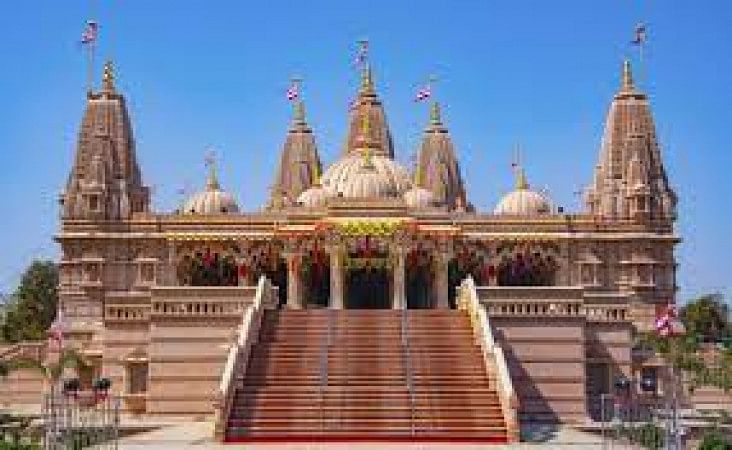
[1, 55, 684, 442]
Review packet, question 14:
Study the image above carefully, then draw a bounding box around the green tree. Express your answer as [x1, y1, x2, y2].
[1, 260, 58, 343]
[680, 293, 731, 342]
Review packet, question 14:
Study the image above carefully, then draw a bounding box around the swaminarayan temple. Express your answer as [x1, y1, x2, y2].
[1, 52, 688, 443]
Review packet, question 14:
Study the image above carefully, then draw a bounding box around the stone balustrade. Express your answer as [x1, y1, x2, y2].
[150, 286, 257, 319]
[476, 286, 629, 323]
[105, 305, 150, 322]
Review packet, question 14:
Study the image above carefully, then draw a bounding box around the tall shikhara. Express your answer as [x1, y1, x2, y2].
[270, 99, 322, 208]
[61, 61, 149, 220]
[415, 102, 468, 211]
[585, 60, 676, 221]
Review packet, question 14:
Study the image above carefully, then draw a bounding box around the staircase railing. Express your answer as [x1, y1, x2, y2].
[458, 276, 520, 442]
[401, 309, 416, 436]
[318, 308, 334, 433]
[213, 276, 273, 441]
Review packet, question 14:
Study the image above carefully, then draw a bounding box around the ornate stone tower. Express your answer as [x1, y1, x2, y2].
[584, 60, 676, 221]
[270, 98, 322, 208]
[61, 61, 150, 220]
[415, 102, 468, 210]
[344, 65, 395, 157]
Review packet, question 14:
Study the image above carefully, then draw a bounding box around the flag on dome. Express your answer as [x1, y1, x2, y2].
[415, 85, 432, 102]
[80, 20, 98, 45]
[286, 82, 299, 101]
[631, 22, 647, 45]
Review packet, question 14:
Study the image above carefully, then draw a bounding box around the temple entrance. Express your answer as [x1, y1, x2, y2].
[302, 248, 330, 308]
[345, 265, 391, 309]
[406, 249, 433, 309]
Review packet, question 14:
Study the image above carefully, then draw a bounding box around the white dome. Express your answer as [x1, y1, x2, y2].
[494, 169, 551, 216]
[296, 184, 330, 207]
[403, 186, 435, 208]
[183, 188, 239, 215]
[322, 153, 411, 199]
[494, 189, 551, 215]
[182, 168, 239, 215]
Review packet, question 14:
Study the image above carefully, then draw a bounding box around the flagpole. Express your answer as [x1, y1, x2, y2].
[87, 38, 96, 94]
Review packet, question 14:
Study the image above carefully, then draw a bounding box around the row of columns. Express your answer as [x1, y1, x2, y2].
[285, 245, 450, 310]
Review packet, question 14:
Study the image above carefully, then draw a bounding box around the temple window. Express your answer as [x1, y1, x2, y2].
[127, 363, 148, 394]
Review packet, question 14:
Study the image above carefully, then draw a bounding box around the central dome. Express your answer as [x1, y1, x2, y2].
[322, 153, 411, 199]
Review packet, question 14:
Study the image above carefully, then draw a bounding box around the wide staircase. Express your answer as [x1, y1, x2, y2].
[224, 309, 509, 442]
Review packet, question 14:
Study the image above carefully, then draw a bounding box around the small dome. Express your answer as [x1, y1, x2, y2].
[297, 184, 330, 208]
[493, 168, 551, 216]
[182, 159, 239, 215]
[403, 187, 435, 208]
[322, 154, 411, 199]
[183, 188, 239, 215]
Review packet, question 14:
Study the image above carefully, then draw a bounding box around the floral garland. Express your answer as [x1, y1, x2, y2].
[335, 220, 402, 236]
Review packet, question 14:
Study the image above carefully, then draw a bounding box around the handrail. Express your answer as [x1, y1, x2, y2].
[318, 309, 333, 433]
[401, 309, 416, 435]
[458, 276, 520, 442]
[213, 276, 272, 441]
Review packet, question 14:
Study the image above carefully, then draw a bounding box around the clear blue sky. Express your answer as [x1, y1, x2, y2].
[0, 1, 730, 303]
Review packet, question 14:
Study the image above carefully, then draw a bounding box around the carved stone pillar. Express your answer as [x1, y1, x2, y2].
[434, 243, 452, 309]
[329, 246, 344, 309]
[167, 241, 177, 286]
[285, 252, 302, 309]
[392, 246, 406, 310]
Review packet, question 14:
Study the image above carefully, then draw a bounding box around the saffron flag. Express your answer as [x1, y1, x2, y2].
[631, 22, 647, 45]
[415, 85, 431, 102]
[81, 20, 98, 45]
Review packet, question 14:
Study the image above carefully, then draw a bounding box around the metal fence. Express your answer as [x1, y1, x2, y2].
[42, 391, 119, 450]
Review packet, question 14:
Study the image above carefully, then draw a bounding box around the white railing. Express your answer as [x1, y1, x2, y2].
[213, 276, 274, 441]
[458, 276, 519, 442]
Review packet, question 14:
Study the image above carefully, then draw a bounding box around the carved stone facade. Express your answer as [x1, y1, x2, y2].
[2, 57, 680, 422]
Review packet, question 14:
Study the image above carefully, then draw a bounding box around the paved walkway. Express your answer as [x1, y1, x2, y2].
[105, 420, 619, 449]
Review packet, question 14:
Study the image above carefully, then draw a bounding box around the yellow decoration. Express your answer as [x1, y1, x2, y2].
[335, 220, 402, 236]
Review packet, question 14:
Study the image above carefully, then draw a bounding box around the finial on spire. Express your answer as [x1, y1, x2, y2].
[430, 101, 442, 126]
[621, 59, 634, 91]
[204, 149, 220, 191]
[512, 143, 529, 190]
[102, 60, 115, 92]
[515, 167, 529, 190]
[293, 100, 306, 123]
[360, 64, 375, 95]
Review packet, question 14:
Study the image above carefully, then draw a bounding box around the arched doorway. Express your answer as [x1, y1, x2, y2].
[406, 248, 433, 309]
